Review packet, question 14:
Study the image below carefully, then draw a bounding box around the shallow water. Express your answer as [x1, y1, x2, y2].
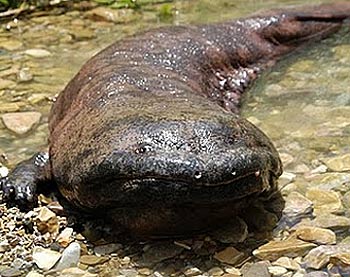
[1, 0, 350, 275]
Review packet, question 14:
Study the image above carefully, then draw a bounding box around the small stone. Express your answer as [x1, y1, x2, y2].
[253, 238, 316, 261]
[304, 272, 329, 277]
[0, 267, 22, 277]
[279, 172, 296, 187]
[26, 272, 44, 277]
[80, 255, 109, 266]
[55, 242, 81, 270]
[312, 214, 350, 231]
[86, 7, 135, 23]
[214, 247, 244, 265]
[294, 226, 336, 245]
[0, 164, 9, 178]
[207, 267, 224, 276]
[61, 267, 87, 276]
[305, 188, 343, 215]
[24, 49, 51, 58]
[272, 257, 301, 271]
[323, 154, 350, 172]
[0, 103, 21, 112]
[94, 243, 122, 255]
[119, 269, 139, 277]
[32, 247, 61, 270]
[225, 267, 241, 275]
[17, 68, 33, 82]
[183, 266, 202, 276]
[2, 112, 42, 135]
[56, 227, 74, 247]
[0, 241, 11, 253]
[283, 192, 313, 225]
[0, 39, 23, 51]
[268, 266, 288, 276]
[142, 242, 183, 264]
[138, 268, 152, 275]
[241, 262, 271, 277]
[0, 78, 16, 90]
[303, 244, 350, 269]
[36, 206, 59, 234]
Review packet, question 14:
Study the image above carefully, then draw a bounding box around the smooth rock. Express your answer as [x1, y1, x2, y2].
[0, 267, 22, 277]
[253, 238, 316, 261]
[55, 242, 81, 270]
[56, 227, 74, 247]
[303, 244, 350, 269]
[0, 39, 23, 51]
[142, 242, 183, 264]
[214, 247, 244, 265]
[32, 247, 61, 270]
[79, 255, 109, 266]
[26, 272, 44, 277]
[304, 272, 329, 277]
[283, 192, 313, 225]
[294, 226, 336, 245]
[312, 214, 350, 231]
[24, 49, 51, 58]
[207, 267, 224, 276]
[2, 112, 42, 135]
[119, 268, 139, 277]
[60, 267, 87, 276]
[268, 266, 288, 276]
[86, 7, 136, 23]
[241, 262, 271, 277]
[94, 243, 122, 255]
[272, 257, 301, 271]
[17, 68, 33, 82]
[0, 164, 9, 178]
[323, 154, 350, 172]
[0, 78, 16, 90]
[183, 266, 202, 276]
[305, 188, 343, 215]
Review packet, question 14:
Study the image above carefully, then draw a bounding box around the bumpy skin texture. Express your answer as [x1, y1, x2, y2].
[2, 3, 350, 238]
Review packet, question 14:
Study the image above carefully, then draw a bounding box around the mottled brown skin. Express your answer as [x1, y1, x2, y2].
[2, 3, 350, 238]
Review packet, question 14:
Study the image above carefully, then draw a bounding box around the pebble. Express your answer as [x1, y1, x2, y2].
[138, 267, 152, 275]
[32, 247, 61, 270]
[0, 39, 23, 51]
[36, 206, 59, 234]
[2, 112, 42, 135]
[272, 257, 301, 271]
[267, 265, 288, 276]
[303, 244, 350, 269]
[311, 214, 350, 231]
[207, 267, 224, 276]
[60, 267, 88, 276]
[323, 154, 350, 172]
[214, 247, 244, 265]
[24, 48, 51, 58]
[0, 78, 16, 90]
[241, 262, 271, 277]
[305, 188, 343, 215]
[0, 164, 9, 178]
[253, 238, 316, 261]
[17, 68, 33, 82]
[55, 242, 81, 270]
[86, 7, 136, 23]
[119, 268, 139, 277]
[94, 243, 122, 255]
[304, 272, 329, 277]
[0, 267, 23, 277]
[56, 227, 74, 247]
[26, 272, 44, 277]
[79, 255, 109, 266]
[142, 242, 183, 264]
[283, 192, 313, 225]
[294, 226, 336, 245]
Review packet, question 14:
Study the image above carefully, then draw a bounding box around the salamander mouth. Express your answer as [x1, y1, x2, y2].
[77, 169, 275, 210]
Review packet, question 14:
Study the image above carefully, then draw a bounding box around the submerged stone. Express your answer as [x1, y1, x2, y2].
[294, 226, 336, 245]
[2, 112, 42, 135]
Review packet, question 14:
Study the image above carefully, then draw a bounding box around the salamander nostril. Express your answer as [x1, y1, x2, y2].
[135, 143, 153, 154]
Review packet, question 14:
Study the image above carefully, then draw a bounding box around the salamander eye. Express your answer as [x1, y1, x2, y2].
[135, 143, 153, 154]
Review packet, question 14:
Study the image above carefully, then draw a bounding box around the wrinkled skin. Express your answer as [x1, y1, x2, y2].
[2, 3, 350, 238]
